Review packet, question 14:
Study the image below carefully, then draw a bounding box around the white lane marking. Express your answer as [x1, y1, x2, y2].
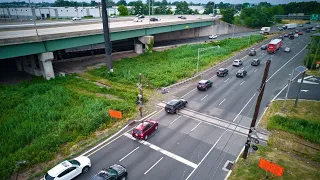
[84, 110, 160, 157]
[144, 157, 163, 175]
[208, 75, 218, 80]
[191, 121, 202, 131]
[170, 116, 181, 124]
[224, 78, 229, 82]
[233, 92, 257, 122]
[240, 55, 248, 60]
[219, 98, 226, 105]
[261, 53, 265, 55]
[200, 94, 209, 101]
[240, 81, 245, 86]
[254, 69, 257, 73]
[119, 146, 140, 162]
[124, 133, 197, 168]
[181, 88, 197, 98]
[266, 45, 307, 82]
[185, 131, 225, 180]
[272, 72, 302, 101]
[241, 67, 244, 70]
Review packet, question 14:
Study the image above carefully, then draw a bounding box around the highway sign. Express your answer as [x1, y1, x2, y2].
[295, 66, 307, 73]
[109, 109, 122, 119]
[310, 14, 320, 21]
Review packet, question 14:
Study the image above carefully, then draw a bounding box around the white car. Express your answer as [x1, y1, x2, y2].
[44, 156, 91, 180]
[294, 34, 299, 38]
[284, 47, 291, 52]
[134, 18, 143, 22]
[209, 34, 218, 39]
[155, 17, 161, 21]
[72, 17, 81, 21]
[233, 59, 243, 67]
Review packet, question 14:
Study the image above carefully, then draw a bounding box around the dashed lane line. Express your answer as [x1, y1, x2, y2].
[144, 157, 163, 175]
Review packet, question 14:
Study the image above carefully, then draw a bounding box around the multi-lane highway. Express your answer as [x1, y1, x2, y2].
[72, 30, 312, 180]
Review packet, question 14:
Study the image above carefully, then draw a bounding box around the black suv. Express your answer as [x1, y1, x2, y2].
[90, 164, 127, 180]
[236, 70, 247, 77]
[150, 17, 158, 21]
[165, 99, 187, 113]
[197, 80, 213, 90]
[217, 68, 229, 77]
[251, 59, 260, 66]
[261, 45, 267, 50]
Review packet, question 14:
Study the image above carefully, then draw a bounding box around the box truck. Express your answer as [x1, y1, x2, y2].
[260, 27, 271, 34]
[267, 39, 282, 54]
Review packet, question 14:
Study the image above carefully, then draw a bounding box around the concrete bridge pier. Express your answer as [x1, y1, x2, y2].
[15, 52, 55, 80]
[134, 36, 154, 54]
[38, 52, 55, 80]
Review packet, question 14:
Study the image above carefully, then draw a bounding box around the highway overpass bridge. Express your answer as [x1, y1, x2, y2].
[0, 16, 251, 80]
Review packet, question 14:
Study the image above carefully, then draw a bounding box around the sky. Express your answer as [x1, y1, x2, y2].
[0, 0, 317, 5]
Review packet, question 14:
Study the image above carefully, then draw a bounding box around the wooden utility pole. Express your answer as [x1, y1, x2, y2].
[243, 60, 271, 159]
[138, 73, 143, 117]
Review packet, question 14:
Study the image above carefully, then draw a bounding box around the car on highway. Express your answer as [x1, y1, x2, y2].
[295, 30, 299, 33]
[284, 47, 291, 52]
[294, 34, 299, 38]
[150, 17, 158, 21]
[133, 18, 143, 22]
[197, 80, 213, 90]
[209, 34, 218, 39]
[316, 25, 320, 28]
[306, 21, 311, 24]
[72, 17, 81, 21]
[180, 16, 187, 19]
[233, 59, 243, 67]
[298, 31, 303, 35]
[236, 69, 247, 77]
[209, 13, 214, 17]
[110, 15, 117, 18]
[289, 32, 294, 35]
[248, 49, 256, 56]
[261, 44, 267, 50]
[44, 156, 91, 180]
[277, 27, 283, 31]
[278, 35, 284, 40]
[312, 27, 316, 31]
[306, 29, 311, 33]
[284, 34, 289, 37]
[299, 24, 303, 27]
[251, 59, 260, 66]
[138, 15, 145, 18]
[89, 164, 127, 180]
[132, 120, 158, 140]
[289, 35, 294, 39]
[165, 99, 187, 113]
[217, 68, 229, 77]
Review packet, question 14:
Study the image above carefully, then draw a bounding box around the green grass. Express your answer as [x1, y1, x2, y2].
[307, 69, 320, 76]
[88, 35, 265, 88]
[268, 115, 320, 144]
[0, 75, 137, 179]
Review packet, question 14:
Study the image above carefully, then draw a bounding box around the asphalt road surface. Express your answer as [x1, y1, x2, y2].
[276, 75, 320, 101]
[73, 31, 312, 180]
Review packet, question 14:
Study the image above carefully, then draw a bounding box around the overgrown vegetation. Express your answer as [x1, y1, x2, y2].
[0, 75, 137, 179]
[89, 35, 264, 88]
[304, 33, 320, 69]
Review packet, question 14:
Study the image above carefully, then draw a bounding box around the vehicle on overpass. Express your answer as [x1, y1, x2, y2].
[72, 17, 81, 21]
[267, 39, 282, 54]
[89, 164, 127, 180]
[260, 27, 271, 34]
[134, 18, 143, 22]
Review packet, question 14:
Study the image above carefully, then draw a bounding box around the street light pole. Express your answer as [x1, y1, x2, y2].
[101, 0, 113, 72]
[310, 39, 320, 70]
[148, 0, 151, 24]
[281, 69, 294, 111]
[28, 0, 38, 36]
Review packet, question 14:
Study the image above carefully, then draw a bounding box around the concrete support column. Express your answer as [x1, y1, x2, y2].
[31, 8, 36, 20]
[15, 58, 23, 71]
[37, 52, 55, 80]
[134, 38, 143, 54]
[30, 55, 37, 68]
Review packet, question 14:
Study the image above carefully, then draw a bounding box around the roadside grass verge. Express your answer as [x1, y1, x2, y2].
[230, 100, 320, 180]
[307, 69, 320, 76]
[88, 35, 265, 88]
[0, 75, 137, 179]
[229, 145, 320, 180]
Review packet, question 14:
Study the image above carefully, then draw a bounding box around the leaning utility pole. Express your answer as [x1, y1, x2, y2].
[101, 0, 113, 72]
[243, 60, 271, 159]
